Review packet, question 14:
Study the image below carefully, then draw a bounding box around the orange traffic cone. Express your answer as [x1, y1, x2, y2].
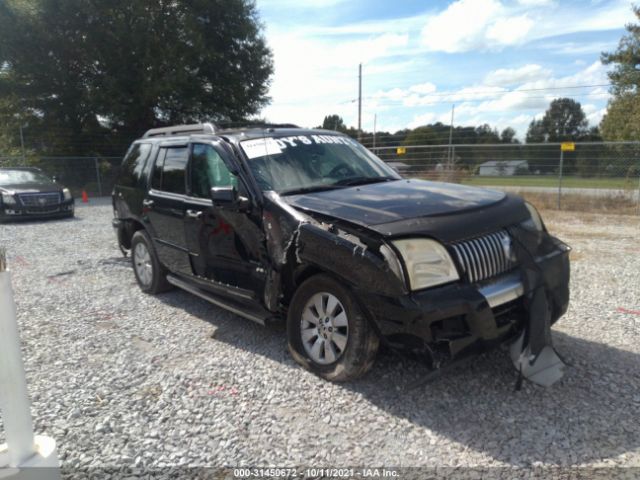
[81, 190, 89, 203]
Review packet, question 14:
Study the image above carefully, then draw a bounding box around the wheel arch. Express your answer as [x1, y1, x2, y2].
[118, 218, 146, 250]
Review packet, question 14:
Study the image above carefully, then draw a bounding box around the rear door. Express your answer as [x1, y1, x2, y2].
[114, 142, 154, 219]
[183, 141, 267, 296]
[145, 143, 191, 274]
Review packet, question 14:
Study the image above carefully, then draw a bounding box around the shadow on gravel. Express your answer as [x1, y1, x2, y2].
[157, 290, 640, 466]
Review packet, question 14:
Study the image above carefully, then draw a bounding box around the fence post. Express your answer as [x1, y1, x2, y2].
[94, 157, 103, 197]
[557, 149, 564, 210]
[637, 170, 640, 215]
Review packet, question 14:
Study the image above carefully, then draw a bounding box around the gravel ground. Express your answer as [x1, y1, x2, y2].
[1, 200, 639, 477]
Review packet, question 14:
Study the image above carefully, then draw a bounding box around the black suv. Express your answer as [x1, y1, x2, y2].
[112, 124, 570, 383]
[0, 167, 75, 221]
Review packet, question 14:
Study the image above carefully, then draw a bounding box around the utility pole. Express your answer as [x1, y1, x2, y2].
[373, 113, 377, 150]
[448, 105, 455, 169]
[358, 63, 362, 141]
[19, 125, 26, 165]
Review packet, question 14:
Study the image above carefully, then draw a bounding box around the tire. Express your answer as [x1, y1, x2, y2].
[130, 230, 172, 294]
[287, 274, 379, 381]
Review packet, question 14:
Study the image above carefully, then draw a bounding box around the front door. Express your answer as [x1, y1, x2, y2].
[183, 142, 267, 296]
[145, 145, 191, 274]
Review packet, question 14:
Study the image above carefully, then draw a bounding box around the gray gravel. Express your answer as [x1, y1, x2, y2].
[0, 200, 639, 476]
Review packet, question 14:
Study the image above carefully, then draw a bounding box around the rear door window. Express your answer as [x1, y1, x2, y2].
[119, 143, 152, 188]
[151, 147, 189, 194]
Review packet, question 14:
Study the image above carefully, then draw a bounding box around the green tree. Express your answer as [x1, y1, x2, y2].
[601, 94, 640, 140]
[320, 115, 347, 132]
[538, 98, 589, 141]
[525, 119, 546, 143]
[600, 6, 640, 140]
[500, 127, 518, 144]
[0, 0, 273, 155]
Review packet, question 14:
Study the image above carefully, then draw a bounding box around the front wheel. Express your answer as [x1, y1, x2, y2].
[130, 230, 172, 294]
[287, 274, 379, 381]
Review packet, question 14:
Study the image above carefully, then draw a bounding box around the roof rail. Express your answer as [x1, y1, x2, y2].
[217, 122, 301, 130]
[142, 123, 216, 138]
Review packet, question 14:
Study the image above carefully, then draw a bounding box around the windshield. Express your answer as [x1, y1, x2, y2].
[240, 134, 400, 194]
[0, 169, 53, 186]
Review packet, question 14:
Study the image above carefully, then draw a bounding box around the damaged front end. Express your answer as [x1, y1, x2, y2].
[264, 190, 571, 387]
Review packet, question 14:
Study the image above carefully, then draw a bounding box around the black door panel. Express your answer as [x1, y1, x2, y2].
[144, 145, 191, 274]
[183, 142, 268, 294]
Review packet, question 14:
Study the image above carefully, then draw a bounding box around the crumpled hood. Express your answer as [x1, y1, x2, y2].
[282, 179, 531, 242]
[283, 179, 506, 226]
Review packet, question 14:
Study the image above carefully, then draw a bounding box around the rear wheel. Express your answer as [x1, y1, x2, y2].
[131, 230, 172, 294]
[287, 274, 379, 381]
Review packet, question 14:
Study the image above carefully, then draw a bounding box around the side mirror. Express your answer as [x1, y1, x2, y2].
[210, 186, 250, 211]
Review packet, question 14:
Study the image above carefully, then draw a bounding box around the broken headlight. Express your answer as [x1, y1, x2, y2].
[1, 193, 17, 206]
[392, 238, 459, 291]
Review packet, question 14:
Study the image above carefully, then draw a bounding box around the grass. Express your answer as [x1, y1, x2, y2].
[461, 175, 637, 189]
[520, 191, 639, 216]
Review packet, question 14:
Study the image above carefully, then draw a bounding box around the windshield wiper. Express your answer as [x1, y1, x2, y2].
[333, 176, 397, 187]
[279, 185, 344, 196]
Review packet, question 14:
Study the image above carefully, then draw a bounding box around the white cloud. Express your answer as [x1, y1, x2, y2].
[420, 0, 505, 53]
[409, 82, 437, 94]
[484, 64, 552, 86]
[583, 104, 608, 126]
[255, 0, 619, 133]
[517, 0, 554, 5]
[259, 0, 346, 8]
[419, 0, 629, 53]
[485, 15, 533, 45]
[262, 27, 410, 127]
[388, 61, 611, 138]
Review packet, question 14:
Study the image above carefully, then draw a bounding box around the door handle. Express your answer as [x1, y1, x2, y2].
[142, 199, 154, 208]
[186, 209, 203, 220]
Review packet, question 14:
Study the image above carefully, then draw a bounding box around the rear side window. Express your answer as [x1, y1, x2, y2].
[119, 143, 152, 188]
[151, 147, 189, 194]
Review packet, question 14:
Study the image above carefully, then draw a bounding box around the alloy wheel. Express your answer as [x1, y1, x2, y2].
[300, 292, 349, 365]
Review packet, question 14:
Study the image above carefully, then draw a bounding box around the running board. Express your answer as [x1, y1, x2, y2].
[166, 274, 270, 325]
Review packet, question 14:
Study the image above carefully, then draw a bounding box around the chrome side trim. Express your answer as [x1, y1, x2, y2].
[479, 272, 524, 308]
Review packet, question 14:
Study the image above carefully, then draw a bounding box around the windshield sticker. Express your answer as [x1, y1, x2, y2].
[241, 135, 358, 159]
[241, 138, 283, 159]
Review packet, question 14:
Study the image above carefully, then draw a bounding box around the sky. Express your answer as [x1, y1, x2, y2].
[254, 0, 633, 140]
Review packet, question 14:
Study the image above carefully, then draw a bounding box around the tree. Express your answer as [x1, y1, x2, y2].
[601, 94, 640, 140]
[320, 115, 347, 132]
[600, 6, 640, 140]
[500, 127, 518, 144]
[525, 98, 589, 143]
[541, 98, 589, 141]
[601, 6, 640, 97]
[525, 119, 546, 143]
[0, 0, 273, 155]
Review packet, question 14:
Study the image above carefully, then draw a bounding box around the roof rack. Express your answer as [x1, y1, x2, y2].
[217, 122, 301, 130]
[142, 123, 216, 138]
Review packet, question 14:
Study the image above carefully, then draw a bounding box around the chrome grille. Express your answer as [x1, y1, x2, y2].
[18, 192, 61, 207]
[451, 230, 516, 283]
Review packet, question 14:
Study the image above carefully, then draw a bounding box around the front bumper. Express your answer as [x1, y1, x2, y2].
[357, 246, 570, 359]
[0, 200, 75, 221]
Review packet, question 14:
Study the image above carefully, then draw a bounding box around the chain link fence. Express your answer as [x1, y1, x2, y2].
[372, 142, 640, 214]
[1, 141, 639, 214]
[0, 156, 121, 198]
